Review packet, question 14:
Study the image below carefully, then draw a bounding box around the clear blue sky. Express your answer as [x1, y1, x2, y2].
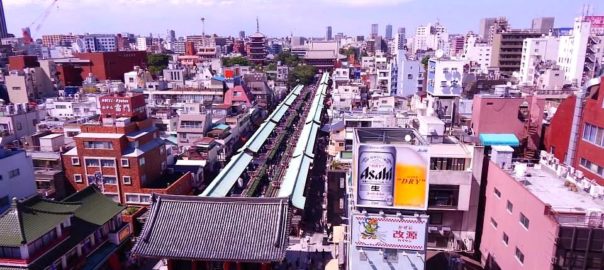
[3, 0, 602, 38]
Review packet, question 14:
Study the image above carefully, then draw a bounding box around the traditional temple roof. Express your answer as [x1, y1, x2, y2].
[132, 195, 292, 262]
[0, 186, 125, 269]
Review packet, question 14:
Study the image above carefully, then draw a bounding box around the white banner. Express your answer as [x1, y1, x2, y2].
[351, 214, 427, 251]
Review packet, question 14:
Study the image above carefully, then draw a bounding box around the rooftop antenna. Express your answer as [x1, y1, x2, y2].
[256, 16, 260, 33]
[201, 17, 206, 36]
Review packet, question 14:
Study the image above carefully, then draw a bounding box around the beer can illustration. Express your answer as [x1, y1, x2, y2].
[357, 145, 396, 206]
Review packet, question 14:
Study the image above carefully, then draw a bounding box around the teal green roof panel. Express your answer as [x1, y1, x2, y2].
[293, 84, 303, 96]
[240, 121, 277, 153]
[200, 152, 254, 197]
[291, 155, 313, 209]
[304, 123, 320, 156]
[479, 133, 520, 146]
[278, 154, 312, 206]
[270, 104, 289, 123]
[284, 93, 297, 106]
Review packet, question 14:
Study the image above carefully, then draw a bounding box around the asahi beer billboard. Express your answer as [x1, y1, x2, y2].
[351, 214, 427, 251]
[354, 143, 429, 210]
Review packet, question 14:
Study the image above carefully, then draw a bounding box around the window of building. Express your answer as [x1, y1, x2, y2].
[139, 157, 145, 166]
[141, 174, 147, 183]
[430, 158, 466, 171]
[140, 195, 151, 203]
[84, 141, 113, 149]
[490, 217, 498, 229]
[103, 176, 117, 185]
[85, 159, 100, 167]
[407, 74, 413, 79]
[71, 157, 80, 166]
[429, 212, 443, 225]
[582, 123, 604, 146]
[121, 158, 129, 167]
[123, 176, 132, 185]
[8, 169, 19, 179]
[503, 232, 509, 246]
[507, 200, 513, 213]
[126, 194, 139, 203]
[580, 158, 604, 177]
[101, 160, 115, 167]
[515, 247, 525, 264]
[74, 174, 82, 183]
[428, 185, 459, 208]
[494, 187, 501, 198]
[520, 213, 530, 229]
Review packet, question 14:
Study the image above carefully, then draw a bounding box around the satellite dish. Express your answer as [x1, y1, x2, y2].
[435, 49, 444, 59]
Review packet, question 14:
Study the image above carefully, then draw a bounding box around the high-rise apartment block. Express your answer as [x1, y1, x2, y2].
[385, 24, 393, 40]
[371, 23, 378, 39]
[531, 17, 555, 34]
[490, 30, 542, 77]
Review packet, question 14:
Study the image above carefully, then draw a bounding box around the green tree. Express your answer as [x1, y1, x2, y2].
[222, 56, 250, 67]
[266, 63, 277, 71]
[275, 51, 299, 67]
[147, 53, 170, 75]
[421, 55, 431, 69]
[288, 65, 316, 87]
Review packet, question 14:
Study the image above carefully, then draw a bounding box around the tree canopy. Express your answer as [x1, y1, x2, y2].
[421, 55, 431, 68]
[274, 51, 300, 67]
[147, 53, 170, 75]
[288, 65, 316, 87]
[222, 56, 250, 67]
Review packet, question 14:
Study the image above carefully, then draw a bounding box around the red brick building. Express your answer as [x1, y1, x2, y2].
[55, 51, 147, 86]
[62, 92, 193, 205]
[185, 41, 196, 56]
[544, 77, 604, 184]
[8, 55, 39, 70]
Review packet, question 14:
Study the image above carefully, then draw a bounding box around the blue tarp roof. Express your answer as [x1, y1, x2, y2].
[479, 133, 520, 146]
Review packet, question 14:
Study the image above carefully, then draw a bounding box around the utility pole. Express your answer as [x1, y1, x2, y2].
[201, 17, 205, 36]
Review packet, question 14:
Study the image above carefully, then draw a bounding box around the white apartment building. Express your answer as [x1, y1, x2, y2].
[425, 58, 464, 123]
[136, 36, 152, 51]
[519, 35, 560, 85]
[331, 84, 362, 111]
[0, 104, 44, 145]
[73, 34, 117, 52]
[462, 34, 492, 74]
[413, 23, 449, 53]
[0, 149, 36, 209]
[392, 49, 422, 97]
[557, 18, 591, 85]
[6, 67, 56, 104]
[375, 55, 391, 94]
[44, 95, 100, 120]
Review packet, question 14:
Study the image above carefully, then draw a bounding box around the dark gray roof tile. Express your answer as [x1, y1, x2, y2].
[133, 195, 292, 262]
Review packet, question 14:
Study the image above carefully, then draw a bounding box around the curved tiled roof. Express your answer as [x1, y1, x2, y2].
[133, 195, 291, 262]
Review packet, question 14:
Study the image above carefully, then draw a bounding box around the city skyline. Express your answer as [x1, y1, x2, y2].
[4, 0, 602, 38]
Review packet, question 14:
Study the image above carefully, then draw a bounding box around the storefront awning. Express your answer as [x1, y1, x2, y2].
[479, 133, 520, 146]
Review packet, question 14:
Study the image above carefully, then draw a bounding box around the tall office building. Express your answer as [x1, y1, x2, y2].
[385, 24, 393, 40]
[395, 27, 406, 50]
[239, 30, 245, 39]
[371, 23, 378, 39]
[0, 0, 7, 38]
[531, 17, 555, 34]
[479, 17, 496, 41]
[326, 26, 332, 40]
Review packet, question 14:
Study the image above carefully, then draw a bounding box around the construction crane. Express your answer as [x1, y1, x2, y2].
[27, 0, 60, 32]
